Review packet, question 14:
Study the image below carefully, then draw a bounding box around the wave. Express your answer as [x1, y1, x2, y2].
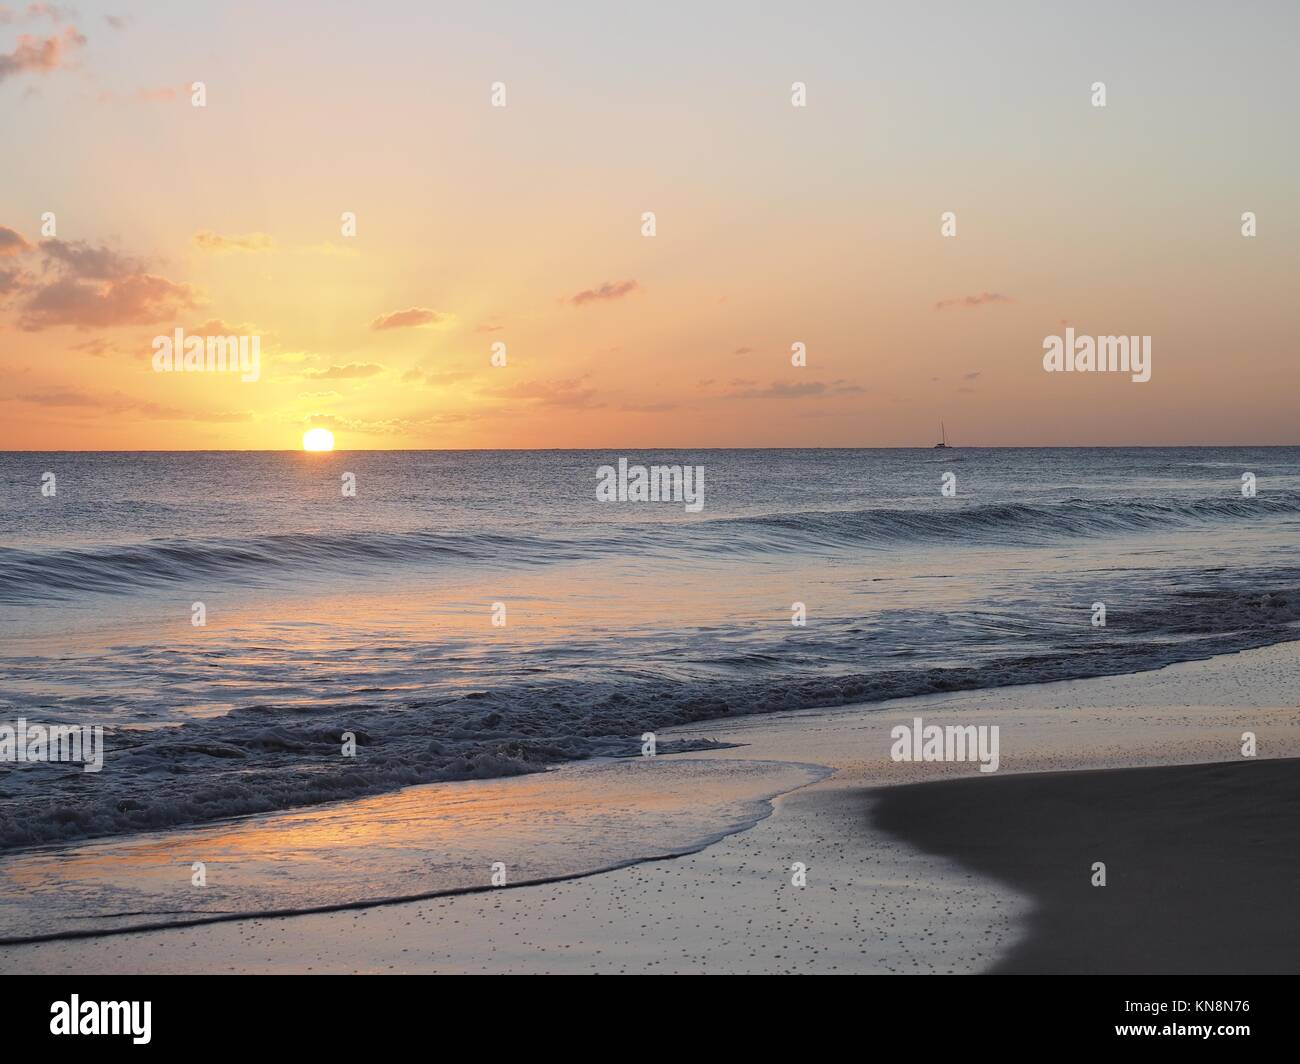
[3, 493, 1297, 602]
[703, 494, 1300, 551]
[0, 529, 596, 602]
[3, 615, 1297, 853]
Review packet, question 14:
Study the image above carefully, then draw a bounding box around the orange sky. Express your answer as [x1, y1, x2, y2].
[3, 1, 1298, 448]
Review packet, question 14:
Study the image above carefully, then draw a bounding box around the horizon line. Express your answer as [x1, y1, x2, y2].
[2, 443, 1297, 454]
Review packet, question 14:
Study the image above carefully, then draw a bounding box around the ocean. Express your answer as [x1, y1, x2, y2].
[2, 447, 1298, 853]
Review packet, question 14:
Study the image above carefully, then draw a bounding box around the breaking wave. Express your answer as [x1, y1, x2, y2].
[4, 493, 1297, 602]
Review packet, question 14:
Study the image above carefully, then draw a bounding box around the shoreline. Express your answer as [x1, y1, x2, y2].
[1, 640, 1297, 973]
[0, 757, 828, 943]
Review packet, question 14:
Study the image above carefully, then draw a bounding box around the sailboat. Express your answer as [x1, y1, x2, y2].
[933, 422, 951, 449]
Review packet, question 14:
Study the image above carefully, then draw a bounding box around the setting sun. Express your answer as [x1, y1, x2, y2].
[303, 428, 335, 452]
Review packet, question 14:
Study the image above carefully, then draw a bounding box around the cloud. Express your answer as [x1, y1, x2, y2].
[193, 230, 274, 253]
[8, 3, 72, 20]
[0, 225, 32, 257]
[0, 266, 26, 296]
[369, 306, 447, 330]
[934, 292, 1013, 311]
[302, 413, 343, 430]
[295, 411, 469, 436]
[190, 317, 259, 336]
[621, 400, 679, 412]
[402, 366, 474, 386]
[68, 337, 121, 357]
[21, 275, 199, 330]
[487, 375, 602, 409]
[39, 238, 139, 279]
[12, 388, 251, 422]
[568, 279, 639, 306]
[15, 237, 201, 331]
[720, 379, 864, 400]
[305, 363, 383, 380]
[0, 4, 71, 24]
[0, 227, 33, 297]
[0, 26, 85, 82]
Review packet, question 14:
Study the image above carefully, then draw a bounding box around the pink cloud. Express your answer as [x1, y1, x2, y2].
[14, 237, 201, 331]
[568, 279, 639, 306]
[0, 25, 85, 82]
[934, 292, 1013, 311]
[370, 307, 447, 330]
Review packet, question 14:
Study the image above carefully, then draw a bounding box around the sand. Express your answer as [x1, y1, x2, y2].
[1, 640, 1296, 973]
[871, 758, 1300, 974]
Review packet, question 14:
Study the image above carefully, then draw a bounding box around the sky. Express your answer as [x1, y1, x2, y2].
[2, 0, 1298, 449]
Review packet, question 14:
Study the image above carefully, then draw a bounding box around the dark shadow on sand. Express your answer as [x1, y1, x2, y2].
[869, 758, 1300, 973]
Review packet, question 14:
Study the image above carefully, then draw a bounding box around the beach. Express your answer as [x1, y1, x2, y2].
[3, 639, 1296, 974]
[3, 0, 1300, 1009]
[873, 758, 1300, 974]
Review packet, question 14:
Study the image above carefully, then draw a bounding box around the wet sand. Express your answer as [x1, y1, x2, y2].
[870, 758, 1300, 973]
[1, 641, 1297, 973]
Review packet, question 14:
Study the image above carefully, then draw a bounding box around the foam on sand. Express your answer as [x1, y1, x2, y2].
[0, 756, 826, 942]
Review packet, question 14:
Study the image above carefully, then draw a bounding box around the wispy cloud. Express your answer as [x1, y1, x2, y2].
[486, 374, 602, 409]
[12, 387, 250, 422]
[68, 336, 124, 357]
[97, 83, 191, 105]
[190, 317, 260, 335]
[370, 307, 448, 330]
[621, 399, 679, 412]
[193, 230, 274, 253]
[401, 366, 475, 386]
[568, 279, 639, 307]
[296, 411, 469, 436]
[934, 292, 1013, 311]
[719, 379, 864, 400]
[305, 363, 384, 380]
[0, 4, 73, 25]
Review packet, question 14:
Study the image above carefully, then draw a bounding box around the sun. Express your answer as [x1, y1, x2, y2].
[302, 427, 335, 452]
